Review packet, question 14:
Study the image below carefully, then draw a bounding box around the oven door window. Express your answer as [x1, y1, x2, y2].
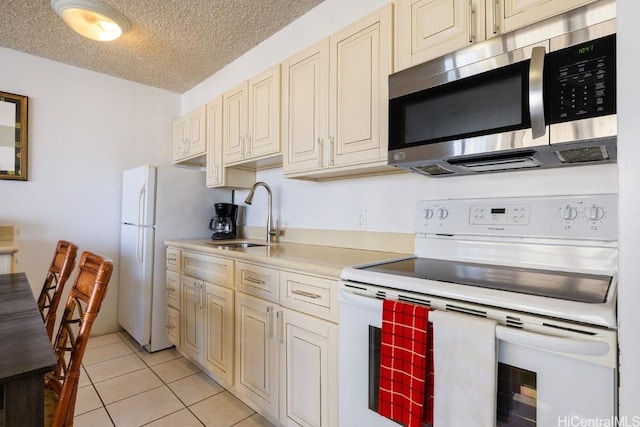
[369, 326, 539, 427]
[388, 61, 530, 150]
[497, 363, 537, 426]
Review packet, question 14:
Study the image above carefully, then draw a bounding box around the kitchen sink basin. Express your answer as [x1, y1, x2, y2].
[205, 242, 268, 249]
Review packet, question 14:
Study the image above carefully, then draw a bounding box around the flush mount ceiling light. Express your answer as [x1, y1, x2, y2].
[51, 0, 130, 41]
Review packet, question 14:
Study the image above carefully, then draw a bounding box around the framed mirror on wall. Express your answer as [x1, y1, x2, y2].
[0, 91, 28, 181]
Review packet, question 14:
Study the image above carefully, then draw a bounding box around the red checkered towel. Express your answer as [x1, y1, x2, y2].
[378, 299, 433, 427]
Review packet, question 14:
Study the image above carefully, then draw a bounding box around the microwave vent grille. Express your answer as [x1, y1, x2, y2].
[555, 146, 609, 163]
[412, 164, 454, 176]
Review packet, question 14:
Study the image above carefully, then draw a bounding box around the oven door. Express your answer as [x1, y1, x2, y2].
[338, 283, 617, 427]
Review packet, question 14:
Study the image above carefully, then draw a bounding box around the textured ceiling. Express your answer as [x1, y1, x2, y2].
[0, 0, 325, 93]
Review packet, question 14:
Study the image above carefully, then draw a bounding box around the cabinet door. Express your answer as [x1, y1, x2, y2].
[166, 247, 180, 272]
[187, 105, 206, 156]
[181, 276, 203, 362]
[282, 40, 330, 175]
[329, 5, 392, 167]
[203, 282, 234, 387]
[166, 269, 181, 310]
[235, 292, 279, 420]
[172, 117, 188, 162]
[280, 309, 338, 427]
[173, 106, 206, 163]
[499, 0, 596, 34]
[223, 82, 249, 164]
[206, 96, 224, 187]
[167, 306, 180, 346]
[248, 65, 281, 159]
[395, 0, 486, 71]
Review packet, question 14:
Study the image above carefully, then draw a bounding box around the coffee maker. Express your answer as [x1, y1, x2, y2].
[209, 203, 238, 240]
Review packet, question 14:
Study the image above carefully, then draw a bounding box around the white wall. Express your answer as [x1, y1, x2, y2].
[182, 0, 618, 234]
[615, 0, 640, 417]
[0, 48, 180, 335]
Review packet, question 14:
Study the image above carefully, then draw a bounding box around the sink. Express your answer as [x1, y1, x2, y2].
[205, 242, 268, 249]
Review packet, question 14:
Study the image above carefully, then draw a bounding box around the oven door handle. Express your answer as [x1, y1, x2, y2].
[496, 325, 610, 356]
[339, 288, 384, 309]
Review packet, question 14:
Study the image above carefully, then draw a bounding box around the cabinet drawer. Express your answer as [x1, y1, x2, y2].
[166, 247, 180, 272]
[166, 270, 181, 309]
[182, 251, 233, 287]
[167, 306, 180, 346]
[236, 261, 279, 302]
[280, 272, 338, 322]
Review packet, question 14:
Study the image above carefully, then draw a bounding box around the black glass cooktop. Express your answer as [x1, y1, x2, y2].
[360, 257, 612, 304]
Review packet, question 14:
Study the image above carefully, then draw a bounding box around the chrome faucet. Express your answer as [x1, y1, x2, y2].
[244, 181, 278, 243]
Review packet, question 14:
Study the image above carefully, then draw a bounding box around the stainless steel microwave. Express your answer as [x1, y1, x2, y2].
[388, 12, 616, 177]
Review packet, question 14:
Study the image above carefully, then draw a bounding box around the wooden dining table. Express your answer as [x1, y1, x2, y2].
[0, 272, 57, 426]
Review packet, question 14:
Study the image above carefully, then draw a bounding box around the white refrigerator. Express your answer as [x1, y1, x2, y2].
[118, 164, 215, 352]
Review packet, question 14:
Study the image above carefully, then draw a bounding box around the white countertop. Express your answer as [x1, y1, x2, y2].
[165, 238, 408, 278]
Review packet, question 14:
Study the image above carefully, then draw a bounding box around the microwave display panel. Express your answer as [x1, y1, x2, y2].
[389, 62, 530, 150]
[545, 34, 616, 124]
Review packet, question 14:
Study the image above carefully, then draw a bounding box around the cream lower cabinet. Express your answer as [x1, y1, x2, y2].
[283, 4, 392, 180]
[279, 309, 338, 427]
[166, 248, 181, 346]
[234, 262, 339, 426]
[166, 269, 181, 346]
[181, 275, 203, 360]
[178, 251, 235, 388]
[234, 292, 280, 421]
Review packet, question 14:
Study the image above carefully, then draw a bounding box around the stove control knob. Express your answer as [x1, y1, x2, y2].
[437, 207, 449, 220]
[423, 208, 434, 220]
[586, 204, 606, 221]
[560, 205, 578, 221]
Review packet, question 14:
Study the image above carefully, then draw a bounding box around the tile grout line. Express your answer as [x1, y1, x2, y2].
[80, 332, 267, 427]
[91, 333, 209, 426]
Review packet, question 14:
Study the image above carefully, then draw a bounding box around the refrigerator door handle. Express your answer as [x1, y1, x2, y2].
[137, 184, 146, 225]
[136, 184, 146, 264]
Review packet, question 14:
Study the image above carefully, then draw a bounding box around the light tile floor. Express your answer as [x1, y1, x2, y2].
[74, 331, 274, 427]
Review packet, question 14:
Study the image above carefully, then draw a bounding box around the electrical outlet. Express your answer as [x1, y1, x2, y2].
[357, 209, 367, 230]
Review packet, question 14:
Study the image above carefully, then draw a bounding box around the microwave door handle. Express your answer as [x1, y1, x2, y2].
[529, 46, 546, 139]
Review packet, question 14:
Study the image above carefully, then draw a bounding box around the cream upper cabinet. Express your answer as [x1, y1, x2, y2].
[206, 96, 255, 189]
[206, 96, 225, 187]
[282, 40, 329, 174]
[223, 65, 281, 167]
[495, 0, 598, 34]
[395, 0, 487, 71]
[395, 0, 598, 71]
[173, 105, 206, 164]
[283, 4, 393, 180]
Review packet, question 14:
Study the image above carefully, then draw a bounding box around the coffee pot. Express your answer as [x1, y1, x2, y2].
[209, 203, 238, 240]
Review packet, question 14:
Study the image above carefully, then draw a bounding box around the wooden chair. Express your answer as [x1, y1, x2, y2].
[37, 240, 78, 340]
[44, 251, 113, 427]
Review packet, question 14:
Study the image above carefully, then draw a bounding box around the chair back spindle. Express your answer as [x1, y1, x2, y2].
[45, 251, 113, 427]
[37, 241, 78, 340]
